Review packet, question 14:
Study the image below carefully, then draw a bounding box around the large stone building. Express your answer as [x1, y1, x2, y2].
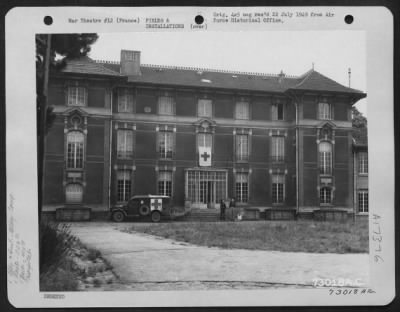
[43, 50, 366, 219]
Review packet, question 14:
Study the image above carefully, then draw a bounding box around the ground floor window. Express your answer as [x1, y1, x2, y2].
[235, 173, 248, 203]
[158, 171, 172, 197]
[65, 183, 83, 203]
[358, 190, 368, 213]
[272, 175, 285, 204]
[117, 170, 131, 202]
[320, 187, 332, 204]
[186, 170, 227, 205]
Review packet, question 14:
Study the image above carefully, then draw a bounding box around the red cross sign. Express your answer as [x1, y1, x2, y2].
[151, 198, 162, 211]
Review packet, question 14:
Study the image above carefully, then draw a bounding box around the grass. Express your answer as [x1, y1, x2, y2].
[127, 219, 369, 254]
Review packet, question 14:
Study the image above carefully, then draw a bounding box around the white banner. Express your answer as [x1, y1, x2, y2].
[199, 147, 212, 166]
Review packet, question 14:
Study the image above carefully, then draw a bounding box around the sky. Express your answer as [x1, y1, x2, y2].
[88, 31, 367, 116]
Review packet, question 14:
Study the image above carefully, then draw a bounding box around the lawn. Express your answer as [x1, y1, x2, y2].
[126, 220, 369, 254]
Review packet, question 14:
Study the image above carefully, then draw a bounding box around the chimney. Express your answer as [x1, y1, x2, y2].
[278, 70, 285, 83]
[120, 50, 141, 76]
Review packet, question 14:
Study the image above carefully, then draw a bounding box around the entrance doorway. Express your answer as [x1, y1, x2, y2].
[185, 169, 227, 209]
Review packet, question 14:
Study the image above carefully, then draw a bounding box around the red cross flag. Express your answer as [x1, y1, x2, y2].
[199, 147, 212, 167]
[151, 198, 163, 211]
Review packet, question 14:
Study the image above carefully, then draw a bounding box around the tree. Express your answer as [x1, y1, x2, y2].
[351, 106, 367, 129]
[36, 34, 98, 220]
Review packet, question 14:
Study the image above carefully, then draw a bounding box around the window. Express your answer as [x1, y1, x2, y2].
[117, 170, 131, 202]
[271, 103, 284, 120]
[65, 183, 83, 203]
[272, 175, 285, 204]
[158, 131, 173, 159]
[158, 171, 172, 197]
[358, 190, 368, 213]
[67, 86, 86, 106]
[235, 101, 249, 120]
[117, 130, 133, 158]
[236, 173, 249, 203]
[271, 136, 285, 162]
[118, 89, 134, 112]
[320, 187, 332, 204]
[358, 152, 368, 174]
[67, 131, 84, 169]
[318, 103, 331, 120]
[198, 99, 212, 117]
[158, 96, 175, 115]
[236, 134, 249, 161]
[198, 133, 212, 151]
[319, 142, 332, 175]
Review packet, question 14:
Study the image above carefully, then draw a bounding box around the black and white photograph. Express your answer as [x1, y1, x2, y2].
[6, 6, 395, 307]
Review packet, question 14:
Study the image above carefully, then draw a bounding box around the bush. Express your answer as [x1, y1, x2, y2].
[39, 221, 76, 273]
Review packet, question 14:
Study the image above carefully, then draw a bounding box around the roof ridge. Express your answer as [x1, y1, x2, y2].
[95, 59, 300, 78]
[291, 68, 315, 89]
[141, 63, 300, 78]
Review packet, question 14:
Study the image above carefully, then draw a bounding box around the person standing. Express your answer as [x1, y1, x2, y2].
[220, 199, 226, 221]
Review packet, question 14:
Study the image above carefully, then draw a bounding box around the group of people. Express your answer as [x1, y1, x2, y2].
[219, 198, 235, 221]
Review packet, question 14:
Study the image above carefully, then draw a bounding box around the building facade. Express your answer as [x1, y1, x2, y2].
[43, 50, 366, 218]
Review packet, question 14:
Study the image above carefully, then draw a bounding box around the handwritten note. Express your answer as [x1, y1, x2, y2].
[7, 194, 32, 284]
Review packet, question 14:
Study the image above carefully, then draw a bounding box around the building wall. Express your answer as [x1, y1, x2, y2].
[44, 74, 357, 214]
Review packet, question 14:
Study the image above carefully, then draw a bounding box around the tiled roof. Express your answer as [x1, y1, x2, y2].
[290, 70, 365, 95]
[60, 56, 122, 77]
[59, 56, 365, 97]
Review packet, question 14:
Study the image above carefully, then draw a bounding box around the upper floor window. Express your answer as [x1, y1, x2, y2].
[271, 103, 284, 120]
[236, 134, 249, 161]
[158, 131, 174, 159]
[235, 101, 249, 120]
[358, 190, 368, 213]
[117, 129, 133, 159]
[117, 170, 131, 202]
[67, 86, 86, 107]
[272, 174, 285, 204]
[198, 99, 212, 118]
[66, 131, 84, 169]
[358, 152, 368, 174]
[271, 136, 285, 162]
[319, 142, 332, 175]
[235, 173, 249, 203]
[118, 89, 134, 113]
[158, 171, 173, 197]
[318, 102, 331, 120]
[320, 187, 332, 205]
[198, 133, 212, 151]
[158, 96, 175, 115]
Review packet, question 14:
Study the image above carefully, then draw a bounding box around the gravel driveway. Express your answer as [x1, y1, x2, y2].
[69, 222, 369, 290]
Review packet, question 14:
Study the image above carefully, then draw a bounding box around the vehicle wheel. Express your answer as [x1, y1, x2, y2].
[139, 205, 150, 216]
[151, 211, 161, 223]
[112, 211, 125, 222]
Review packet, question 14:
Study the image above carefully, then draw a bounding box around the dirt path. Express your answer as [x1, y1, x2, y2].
[69, 222, 369, 290]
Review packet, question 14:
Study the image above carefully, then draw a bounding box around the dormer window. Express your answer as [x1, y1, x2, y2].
[318, 102, 331, 120]
[67, 86, 86, 107]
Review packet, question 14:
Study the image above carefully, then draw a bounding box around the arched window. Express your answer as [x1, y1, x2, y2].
[67, 131, 84, 169]
[320, 187, 332, 205]
[65, 183, 83, 203]
[319, 142, 332, 175]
